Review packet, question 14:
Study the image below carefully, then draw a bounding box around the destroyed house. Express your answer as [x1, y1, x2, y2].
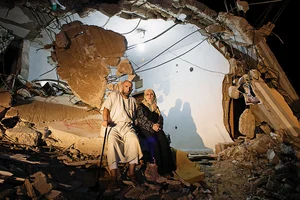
[0, 0, 299, 199]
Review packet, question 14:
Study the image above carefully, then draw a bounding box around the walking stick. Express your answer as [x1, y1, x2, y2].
[95, 126, 108, 198]
[100, 126, 108, 170]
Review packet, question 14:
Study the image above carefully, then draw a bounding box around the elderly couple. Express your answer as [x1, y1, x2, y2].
[100, 80, 176, 189]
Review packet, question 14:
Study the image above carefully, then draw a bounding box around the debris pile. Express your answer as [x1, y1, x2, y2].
[1, 74, 300, 200]
[203, 132, 300, 199]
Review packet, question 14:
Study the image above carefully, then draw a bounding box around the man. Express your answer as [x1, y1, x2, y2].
[101, 80, 143, 189]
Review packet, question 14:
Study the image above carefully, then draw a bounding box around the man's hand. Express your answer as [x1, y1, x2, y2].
[102, 120, 109, 127]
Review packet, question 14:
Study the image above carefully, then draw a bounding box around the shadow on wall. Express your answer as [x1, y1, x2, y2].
[163, 98, 212, 153]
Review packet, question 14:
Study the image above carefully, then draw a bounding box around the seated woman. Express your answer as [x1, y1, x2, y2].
[136, 88, 176, 176]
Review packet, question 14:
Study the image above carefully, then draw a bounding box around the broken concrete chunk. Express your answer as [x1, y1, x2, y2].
[103, 57, 120, 66]
[31, 171, 53, 196]
[54, 22, 129, 108]
[123, 186, 147, 199]
[252, 135, 275, 154]
[107, 81, 122, 92]
[16, 88, 31, 98]
[175, 149, 205, 183]
[46, 117, 102, 156]
[116, 58, 134, 77]
[239, 108, 255, 139]
[266, 149, 280, 165]
[61, 21, 84, 39]
[0, 90, 12, 108]
[228, 85, 240, 99]
[5, 125, 42, 146]
[0, 170, 13, 183]
[25, 179, 37, 199]
[236, 1, 249, 13]
[55, 31, 70, 49]
[205, 24, 227, 34]
[144, 163, 161, 182]
[15, 185, 27, 196]
[128, 74, 140, 82]
[11, 99, 99, 125]
[217, 12, 264, 45]
[4, 107, 18, 118]
[259, 123, 272, 135]
[45, 189, 63, 200]
[258, 22, 275, 37]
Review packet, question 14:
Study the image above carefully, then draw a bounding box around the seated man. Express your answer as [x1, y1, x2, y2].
[101, 80, 143, 188]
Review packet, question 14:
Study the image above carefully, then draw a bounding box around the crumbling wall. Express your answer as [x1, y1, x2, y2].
[53, 21, 133, 108]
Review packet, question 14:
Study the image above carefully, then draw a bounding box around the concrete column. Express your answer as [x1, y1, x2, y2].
[20, 39, 30, 80]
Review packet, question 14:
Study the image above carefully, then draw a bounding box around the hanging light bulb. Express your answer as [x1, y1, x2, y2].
[137, 29, 146, 51]
[137, 43, 145, 51]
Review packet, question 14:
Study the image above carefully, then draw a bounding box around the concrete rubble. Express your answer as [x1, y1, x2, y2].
[0, 0, 300, 199]
[0, 75, 300, 199]
[0, 79, 210, 199]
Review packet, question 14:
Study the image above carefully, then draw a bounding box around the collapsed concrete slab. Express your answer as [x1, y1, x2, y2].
[5, 124, 41, 146]
[10, 97, 99, 127]
[175, 149, 205, 184]
[46, 116, 103, 156]
[2, 96, 104, 155]
[54, 21, 128, 108]
[251, 78, 300, 137]
[0, 90, 12, 108]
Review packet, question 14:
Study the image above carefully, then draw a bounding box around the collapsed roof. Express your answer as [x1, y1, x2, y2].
[1, 0, 298, 106]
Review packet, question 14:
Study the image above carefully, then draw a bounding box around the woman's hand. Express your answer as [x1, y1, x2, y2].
[152, 123, 161, 132]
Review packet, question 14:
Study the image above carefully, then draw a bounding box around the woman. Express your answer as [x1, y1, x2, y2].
[136, 89, 176, 176]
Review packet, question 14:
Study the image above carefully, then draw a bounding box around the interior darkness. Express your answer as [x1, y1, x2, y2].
[1, 40, 22, 88]
[233, 98, 247, 139]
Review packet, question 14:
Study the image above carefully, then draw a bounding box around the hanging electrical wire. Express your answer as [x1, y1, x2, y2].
[127, 23, 178, 50]
[227, 0, 283, 13]
[224, 0, 229, 13]
[109, 28, 207, 82]
[35, 9, 50, 26]
[167, 49, 227, 75]
[134, 28, 201, 71]
[120, 18, 142, 35]
[37, 65, 58, 78]
[135, 38, 207, 73]
[254, 3, 276, 28]
[61, 12, 74, 25]
[272, 0, 290, 24]
[23, 2, 76, 44]
[102, 16, 111, 28]
[23, 5, 55, 42]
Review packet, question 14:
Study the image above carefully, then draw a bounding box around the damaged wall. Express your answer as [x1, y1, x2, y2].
[54, 21, 127, 108]
[0, 0, 299, 154]
[26, 10, 233, 152]
[134, 40, 232, 151]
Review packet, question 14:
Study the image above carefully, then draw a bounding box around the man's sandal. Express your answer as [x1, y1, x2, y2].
[103, 181, 121, 197]
[123, 172, 139, 187]
[107, 180, 120, 190]
[127, 174, 139, 186]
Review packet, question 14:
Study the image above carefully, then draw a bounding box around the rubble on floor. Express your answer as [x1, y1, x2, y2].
[1, 77, 300, 199]
[1, 127, 300, 199]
